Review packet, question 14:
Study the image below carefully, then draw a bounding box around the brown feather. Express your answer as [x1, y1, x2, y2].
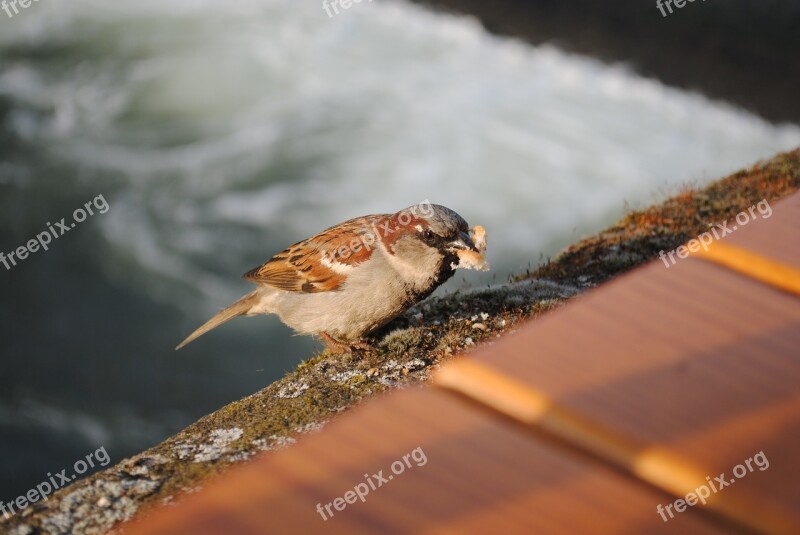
[242, 214, 386, 293]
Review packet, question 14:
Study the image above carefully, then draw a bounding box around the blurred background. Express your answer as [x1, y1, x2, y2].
[1, 0, 798, 500]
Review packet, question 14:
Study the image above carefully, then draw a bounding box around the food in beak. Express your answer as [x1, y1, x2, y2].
[452, 225, 489, 272]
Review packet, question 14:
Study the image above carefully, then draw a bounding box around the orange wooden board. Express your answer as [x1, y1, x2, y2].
[127, 389, 725, 535]
[461, 199, 800, 521]
[719, 192, 800, 269]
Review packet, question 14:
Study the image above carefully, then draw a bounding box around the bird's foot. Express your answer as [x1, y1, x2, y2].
[320, 332, 373, 355]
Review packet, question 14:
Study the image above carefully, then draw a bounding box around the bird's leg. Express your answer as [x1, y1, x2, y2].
[320, 332, 374, 357]
[320, 332, 351, 354]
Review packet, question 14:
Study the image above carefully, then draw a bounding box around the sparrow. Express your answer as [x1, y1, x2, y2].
[176, 202, 488, 353]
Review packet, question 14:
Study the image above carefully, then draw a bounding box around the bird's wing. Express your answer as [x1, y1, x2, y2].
[242, 214, 387, 293]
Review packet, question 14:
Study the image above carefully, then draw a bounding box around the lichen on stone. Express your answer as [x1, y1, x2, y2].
[191, 428, 245, 463]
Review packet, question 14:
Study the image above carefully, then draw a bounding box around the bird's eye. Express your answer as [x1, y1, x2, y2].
[424, 229, 435, 240]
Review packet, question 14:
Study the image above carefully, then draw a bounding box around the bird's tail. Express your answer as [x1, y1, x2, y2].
[175, 290, 261, 350]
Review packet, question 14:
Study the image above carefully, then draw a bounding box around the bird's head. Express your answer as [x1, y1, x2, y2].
[410, 203, 478, 255]
[380, 203, 482, 279]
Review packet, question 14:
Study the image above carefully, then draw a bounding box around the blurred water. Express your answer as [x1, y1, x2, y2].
[1, 0, 798, 498]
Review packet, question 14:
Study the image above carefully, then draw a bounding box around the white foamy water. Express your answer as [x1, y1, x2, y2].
[1, 0, 798, 310]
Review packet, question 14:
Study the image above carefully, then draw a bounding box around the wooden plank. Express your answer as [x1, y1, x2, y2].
[127, 389, 725, 535]
[713, 192, 800, 269]
[435, 359, 798, 534]
[443, 194, 800, 530]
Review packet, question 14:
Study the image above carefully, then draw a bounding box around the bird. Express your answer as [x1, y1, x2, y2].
[176, 202, 488, 353]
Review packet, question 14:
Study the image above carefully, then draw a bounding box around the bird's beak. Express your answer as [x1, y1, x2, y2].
[447, 231, 479, 253]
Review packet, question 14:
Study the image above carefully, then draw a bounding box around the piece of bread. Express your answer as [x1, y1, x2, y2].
[455, 225, 489, 272]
